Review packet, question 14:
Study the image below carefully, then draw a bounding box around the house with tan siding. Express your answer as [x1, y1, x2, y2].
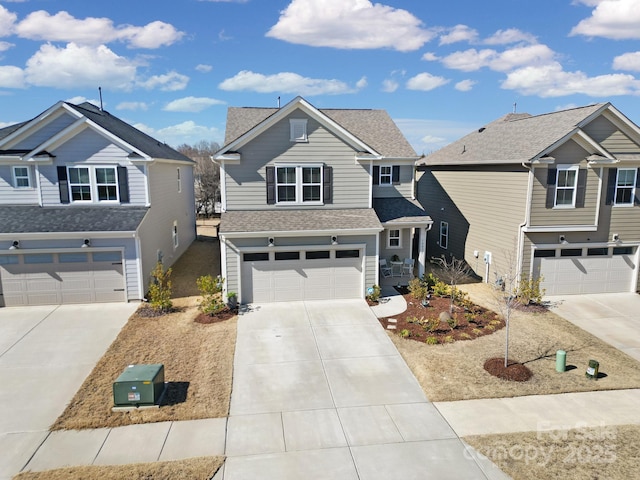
[214, 96, 432, 304]
[417, 103, 640, 295]
[0, 101, 196, 306]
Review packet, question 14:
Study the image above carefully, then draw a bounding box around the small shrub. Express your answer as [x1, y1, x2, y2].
[423, 273, 439, 290]
[489, 319, 502, 326]
[366, 284, 381, 303]
[400, 329, 411, 338]
[455, 291, 473, 310]
[516, 274, 546, 305]
[485, 324, 495, 331]
[459, 332, 472, 340]
[408, 277, 427, 301]
[148, 262, 173, 313]
[426, 317, 440, 332]
[197, 275, 226, 316]
[431, 280, 451, 297]
[447, 316, 458, 330]
[464, 312, 477, 323]
[425, 336, 438, 345]
[444, 335, 455, 343]
[472, 328, 483, 336]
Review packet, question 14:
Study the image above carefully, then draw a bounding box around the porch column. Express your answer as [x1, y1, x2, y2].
[417, 227, 427, 277]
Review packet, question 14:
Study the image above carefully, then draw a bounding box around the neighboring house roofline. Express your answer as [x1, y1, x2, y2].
[221, 227, 384, 239]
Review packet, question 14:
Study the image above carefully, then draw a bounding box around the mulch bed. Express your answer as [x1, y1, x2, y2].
[484, 357, 533, 382]
[194, 307, 237, 324]
[378, 293, 506, 344]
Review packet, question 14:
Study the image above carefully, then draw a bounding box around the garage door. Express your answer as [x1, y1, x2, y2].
[241, 249, 363, 303]
[534, 246, 637, 295]
[0, 251, 125, 307]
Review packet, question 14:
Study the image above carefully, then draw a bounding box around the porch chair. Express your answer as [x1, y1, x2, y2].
[402, 258, 414, 277]
[379, 259, 392, 278]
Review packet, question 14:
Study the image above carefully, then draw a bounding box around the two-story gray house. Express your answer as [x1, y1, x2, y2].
[214, 97, 432, 304]
[0, 101, 196, 306]
[418, 102, 640, 295]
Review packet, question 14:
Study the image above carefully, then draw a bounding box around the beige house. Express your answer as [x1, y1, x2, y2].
[418, 103, 640, 295]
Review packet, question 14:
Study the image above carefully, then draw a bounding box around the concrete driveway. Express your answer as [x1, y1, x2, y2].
[0, 302, 138, 480]
[546, 293, 640, 361]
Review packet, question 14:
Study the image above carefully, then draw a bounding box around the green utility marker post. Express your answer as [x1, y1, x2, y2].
[555, 350, 566, 372]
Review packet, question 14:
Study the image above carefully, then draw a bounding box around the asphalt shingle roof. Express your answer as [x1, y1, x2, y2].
[421, 103, 607, 166]
[0, 206, 149, 233]
[224, 106, 417, 158]
[219, 208, 382, 234]
[373, 198, 432, 224]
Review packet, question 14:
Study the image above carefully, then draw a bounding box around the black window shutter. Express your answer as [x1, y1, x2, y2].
[117, 166, 130, 203]
[635, 169, 640, 205]
[575, 169, 587, 208]
[266, 166, 275, 204]
[605, 168, 617, 205]
[57, 166, 70, 204]
[392, 166, 400, 185]
[545, 168, 557, 208]
[323, 166, 332, 204]
[372, 165, 379, 185]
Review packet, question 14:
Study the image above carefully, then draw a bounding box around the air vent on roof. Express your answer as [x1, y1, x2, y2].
[478, 127, 486, 133]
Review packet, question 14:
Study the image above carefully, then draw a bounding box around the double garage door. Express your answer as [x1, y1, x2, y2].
[534, 246, 637, 295]
[0, 251, 125, 307]
[241, 249, 363, 303]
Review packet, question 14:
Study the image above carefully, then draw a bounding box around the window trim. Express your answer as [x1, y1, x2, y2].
[177, 167, 182, 193]
[439, 221, 449, 249]
[614, 168, 636, 207]
[387, 229, 401, 249]
[554, 165, 579, 208]
[172, 221, 179, 249]
[67, 165, 120, 204]
[12, 166, 31, 188]
[379, 165, 392, 185]
[275, 164, 323, 205]
[289, 118, 308, 142]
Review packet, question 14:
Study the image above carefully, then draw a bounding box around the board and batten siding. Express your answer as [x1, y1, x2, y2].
[583, 115, 640, 154]
[224, 112, 370, 210]
[10, 112, 77, 150]
[372, 164, 414, 199]
[0, 165, 39, 204]
[418, 167, 528, 282]
[137, 162, 196, 294]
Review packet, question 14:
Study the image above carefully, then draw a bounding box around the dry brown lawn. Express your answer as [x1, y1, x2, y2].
[15, 456, 223, 480]
[51, 233, 236, 430]
[391, 283, 640, 402]
[464, 425, 640, 480]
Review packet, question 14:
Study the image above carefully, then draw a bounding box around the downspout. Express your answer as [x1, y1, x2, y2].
[519, 161, 534, 279]
[134, 229, 145, 301]
[35, 164, 43, 206]
[216, 157, 227, 213]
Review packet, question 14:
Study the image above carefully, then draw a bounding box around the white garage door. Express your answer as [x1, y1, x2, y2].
[0, 251, 125, 307]
[241, 249, 363, 303]
[534, 246, 637, 295]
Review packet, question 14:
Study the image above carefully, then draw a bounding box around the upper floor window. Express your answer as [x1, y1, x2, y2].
[172, 221, 179, 249]
[373, 165, 400, 186]
[440, 221, 449, 249]
[555, 165, 578, 207]
[290, 119, 308, 142]
[12, 166, 31, 188]
[69, 167, 92, 201]
[615, 168, 636, 206]
[95, 168, 118, 201]
[269, 165, 325, 204]
[380, 166, 392, 185]
[66, 166, 119, 203]
[388, 229, 401, 248]
[177, 167, 182, 193]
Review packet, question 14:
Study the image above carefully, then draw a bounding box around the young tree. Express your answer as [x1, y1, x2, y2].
[176, 140, 221, 217]
[431, 255, 472, 314]
[492, 247, 521, 368]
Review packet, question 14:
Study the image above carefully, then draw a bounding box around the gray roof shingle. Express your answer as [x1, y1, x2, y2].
[220, 208, 382, 234]
[373, 198, 432, 224]
[224, 105, 417, 158]
[421, 103, 607, 166]
[0, 206, 149, 233]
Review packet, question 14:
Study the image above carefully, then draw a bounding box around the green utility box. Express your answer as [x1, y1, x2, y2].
[113, 364, 165, 407]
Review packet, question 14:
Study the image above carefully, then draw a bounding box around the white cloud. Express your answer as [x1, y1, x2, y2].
[571, 0, 640, 39]
[484, 28, 537, 45]
[266, 0, 434, 52]
[15, 10, 183, 48]
[406, 72, 449, 91]
[116, 101, 149, 111]
[356, 76, 368, 89]
[163, 96, 225, 112]
[394, 118, 479, 153]
[0, 5, 16, 36]
[422, 52, 439, 61]
[613, 51, 640, 71]
[0, 41, 14, 51]
[439, 25, 478, 45]
[455, 79, 476, 91]
[24, 43, 138, 90]
[441, 44, 556, 72]
[502, 62, 640, 97]
[196, 64, 213, 73]
[65, 96, 100, 106]
[137, 71, 189, 91]
[382, 79, 399, 92]
[0, 65, 25, 88]
[135, 121, 223, 148]
[441, 48, 495, 72]
[219, 70, 360, 95]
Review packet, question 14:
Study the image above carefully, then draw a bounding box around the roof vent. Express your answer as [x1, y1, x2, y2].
[478, 127, 486, 133]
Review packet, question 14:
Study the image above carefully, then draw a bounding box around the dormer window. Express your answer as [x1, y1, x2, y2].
[12, 166, 31, 188]
[290, 119, 308, 142]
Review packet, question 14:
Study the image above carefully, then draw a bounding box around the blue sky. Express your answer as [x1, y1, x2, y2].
[2, 0, 640, 154]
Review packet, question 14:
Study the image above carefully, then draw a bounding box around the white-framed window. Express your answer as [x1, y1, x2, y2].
[388, 229, 401, 248]
[379, 165, 392, 185]
[615, 168, 636, 206]
[276, 165, 322, 204]
[555, 165, 579, 207]
[290, 119, 308, 142]
[439, 221, 449, 249]
[12, 166, 31, 188]
[177, 167, 182, 193]
[172, 221, 179, 249]
[68, 166, 119, 203]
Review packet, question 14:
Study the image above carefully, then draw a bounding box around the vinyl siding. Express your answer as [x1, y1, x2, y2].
[529, 141, 599, 227]
[10, 112, 77, 150]
[583, 115, 640, 154]
[418, 167, 528, 282]
[372, 164, 414, 198]
[0, 165, 39, 204]
[137, 162, 196, 294]
[379, 228, 412, 264]
[224, 112, 370, 210]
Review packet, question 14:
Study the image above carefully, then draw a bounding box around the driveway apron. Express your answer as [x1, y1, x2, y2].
[222, 299, 507, 480]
